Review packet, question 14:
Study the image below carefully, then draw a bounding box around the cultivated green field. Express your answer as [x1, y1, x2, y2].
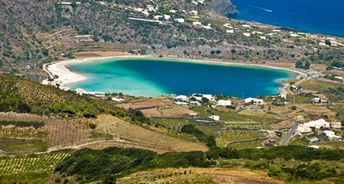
[0, 152, 71, 183]
[216, 130, 267, 148]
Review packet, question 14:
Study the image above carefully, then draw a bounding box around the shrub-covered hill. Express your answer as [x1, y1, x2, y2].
[55, 146, 344, 183]
[0, 75, 125, 117]
[0, 0, 234, 79]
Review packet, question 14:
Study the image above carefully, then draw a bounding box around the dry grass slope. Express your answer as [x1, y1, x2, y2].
[118, 168, 283, 184]
[91, 114, 207, 153]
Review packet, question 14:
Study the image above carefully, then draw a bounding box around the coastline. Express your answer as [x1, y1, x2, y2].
[42, 55, 307, 96]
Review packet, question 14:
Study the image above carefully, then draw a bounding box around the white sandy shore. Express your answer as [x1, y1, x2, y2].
[42, 55, 307, 95]
[42, 55, 149, 87]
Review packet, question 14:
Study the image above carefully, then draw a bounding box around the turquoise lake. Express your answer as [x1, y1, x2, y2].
[66, 59, 296, 97]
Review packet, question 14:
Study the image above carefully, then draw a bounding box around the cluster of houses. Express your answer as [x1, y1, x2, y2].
[312, 97, 328, 104]
[58, 1, 344, 52]
[58, 0, 344, 51]
[318, 37, 344, 47]
[296, 119, 342, 141]
[173, 94, 264, 107]
[221, 21, 344, 52]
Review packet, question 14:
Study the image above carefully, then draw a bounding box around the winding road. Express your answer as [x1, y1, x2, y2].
[281, 123, 298, 145]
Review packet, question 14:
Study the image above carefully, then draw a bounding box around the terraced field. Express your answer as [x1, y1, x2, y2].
[0, 152, 70, 175]
[216, 130, 267, 148]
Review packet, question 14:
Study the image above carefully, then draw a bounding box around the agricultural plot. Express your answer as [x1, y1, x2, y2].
[152, 118, 222, 136]
[223, 122, 271, 130]
[216, 130, 267, 148]
[192, 107, 280, 123]
[0, 127, 47, 139]
[42, 119, 91, 148]
[227, 140, 265, 149]
[301, 79, 342, 92]
[0, 120, 44, 129]
[0, 152, 70, 175]
[0, 138, 48, 153]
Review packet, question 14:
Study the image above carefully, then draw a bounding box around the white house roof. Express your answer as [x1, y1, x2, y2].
[323, 130, 341, 140]
[217, 100, 232, 106]
[175, 95, 189, 101]
[304, 119, 330, 129]
[209, 115, 220, 121]
[244, 97, 264, 104]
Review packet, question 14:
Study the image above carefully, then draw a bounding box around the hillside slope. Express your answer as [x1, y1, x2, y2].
[0, 75, 122, 117]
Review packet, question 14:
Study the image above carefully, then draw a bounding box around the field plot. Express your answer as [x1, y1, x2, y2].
[91, 115, 207, 153]
[117, 97, 194, 117]
[42, 119, 91, 148]
[216, 130, 267, 148]
[153, 118, 222, 136]
[301, 79, 342, 92]
[0, 127, 47, 139]
[0, 138, 48, 153]
[223, 122, 271, 130]
[0, 152, 70, 175]
[192, 107, 280, 123]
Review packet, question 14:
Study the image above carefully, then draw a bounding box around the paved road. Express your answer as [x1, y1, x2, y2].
[281, 123, 298, 145]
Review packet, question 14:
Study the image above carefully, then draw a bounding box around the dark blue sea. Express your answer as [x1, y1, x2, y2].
[67, 59, 296, 97]
[229, 0, 344, 37]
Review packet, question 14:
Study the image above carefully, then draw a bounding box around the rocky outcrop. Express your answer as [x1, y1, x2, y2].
[208, 0, 236, 15]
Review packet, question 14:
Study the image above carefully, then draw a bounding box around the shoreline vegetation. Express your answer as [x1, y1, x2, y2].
[42, 54, 307, 97]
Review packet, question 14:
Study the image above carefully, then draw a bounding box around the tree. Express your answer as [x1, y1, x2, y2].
[41, 48, 49, 56]
[71, 0, 77, 15]
[295, 60, 303, 68]
[304, 61, 311, 69]
[325, 39, 331, 46]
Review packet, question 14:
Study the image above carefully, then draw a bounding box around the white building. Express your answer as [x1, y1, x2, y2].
[209, 115, 220, 121]
[223, 23, 233, 29]
[309, 137, 319, 143]
[202, 94, 214, 101]
[217, 100, 232, 106]
[147, 5, 155, 12]
[308, 145, 320, 149]
[192, 21, 202, 26]
[190, 10, 198, 15]
[226, 30, 234, 34]
[323, 130, 342, 141]
[297, 124, 312, 134]
[175, 18, 185, 23]
[111, 97, 125, 103]
[175, 95, 189, 102]
[190, 101, 201, 106]
[164, 14, 171, 20]
[242, 24, 251, 28]
[260, 36, 267, 40]
[244, 97, 264, 105]
[331, 122, 342, 129]
[304, 119, 330, 129]
[169, 9, 177, 14]
[243, 33, 251, 37]
[203, 24, 212, 29]
[176, 101, 188, 105]
[335, 76, 343, 81]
